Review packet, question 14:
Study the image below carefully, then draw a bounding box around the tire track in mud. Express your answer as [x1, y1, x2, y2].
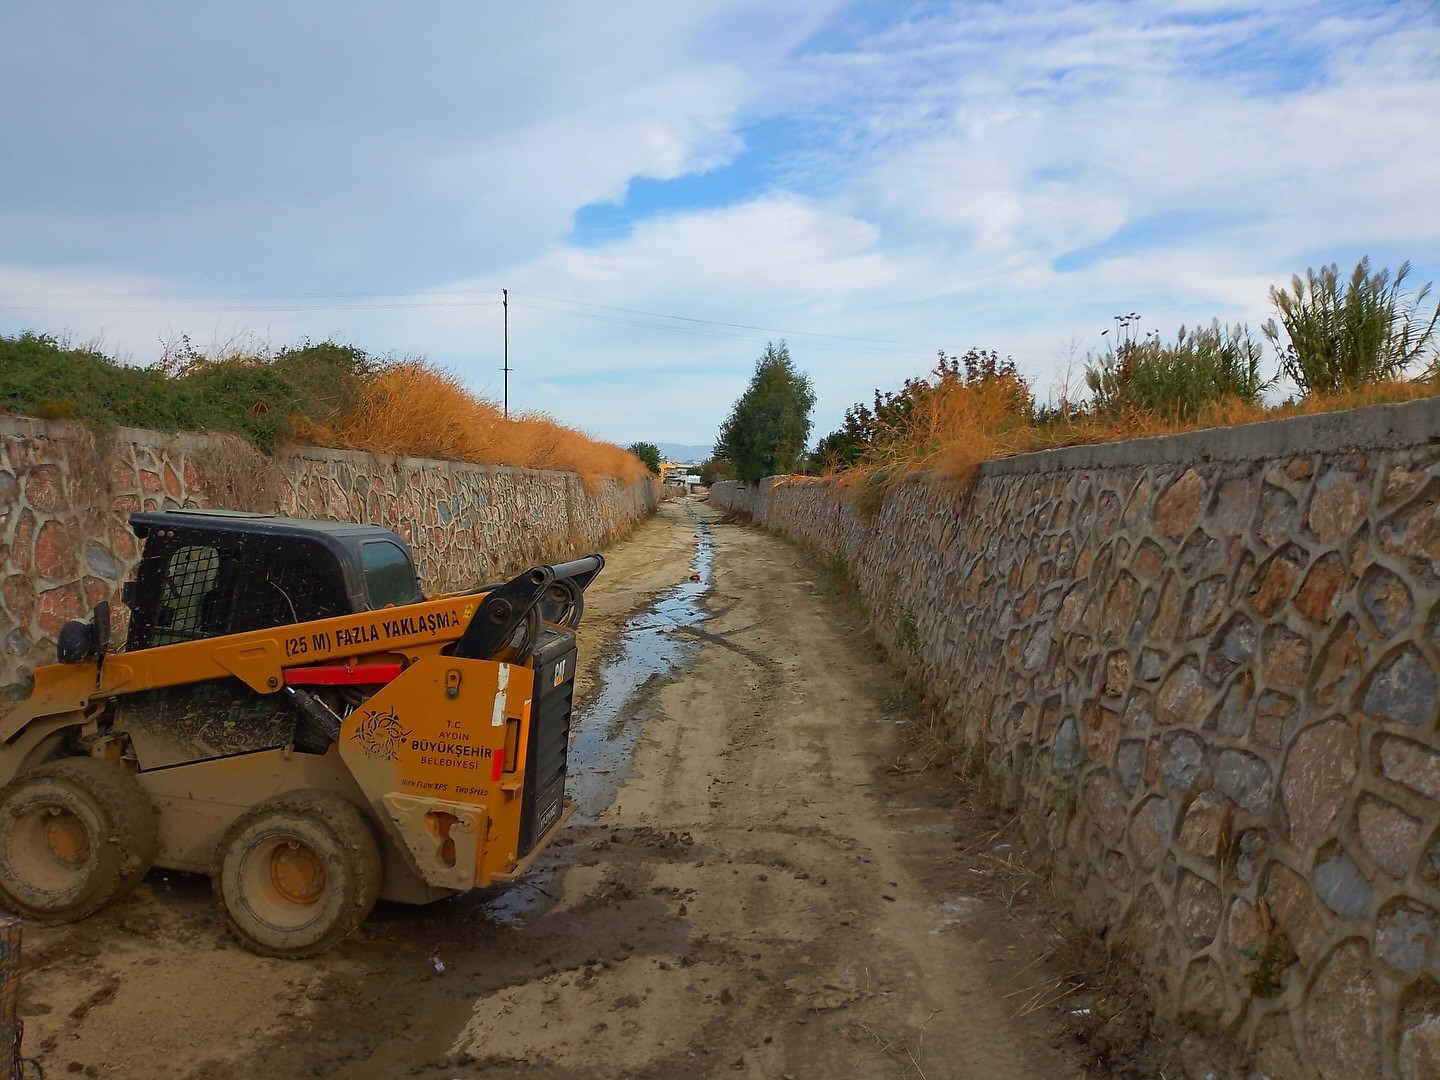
[423, 507, 1077, 1079]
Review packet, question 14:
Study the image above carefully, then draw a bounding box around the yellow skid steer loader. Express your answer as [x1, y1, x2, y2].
[0, 509, 601, 956]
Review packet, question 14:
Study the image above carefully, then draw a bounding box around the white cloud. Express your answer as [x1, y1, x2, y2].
[3, 0, 1438, 447]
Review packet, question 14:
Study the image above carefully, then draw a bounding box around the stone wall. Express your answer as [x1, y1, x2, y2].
[1, 417, 655, 693]
[712, 397, 1440, 1079]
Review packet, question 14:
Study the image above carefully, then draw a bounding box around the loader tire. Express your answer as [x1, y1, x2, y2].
[0, 757, 158, 922]
[214, 790, 382, 958]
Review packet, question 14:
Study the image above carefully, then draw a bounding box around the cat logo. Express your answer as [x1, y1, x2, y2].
[553, 658, 568, 688]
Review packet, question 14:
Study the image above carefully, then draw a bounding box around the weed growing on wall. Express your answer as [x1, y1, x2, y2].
[1244, 935, 1296, 999]
[1085, 317, 1270, 420]
[819, 552, 869, 618]
[812, 256, 1440, 490]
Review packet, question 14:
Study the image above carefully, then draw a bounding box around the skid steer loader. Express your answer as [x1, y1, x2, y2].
[0, 509, 603, 956]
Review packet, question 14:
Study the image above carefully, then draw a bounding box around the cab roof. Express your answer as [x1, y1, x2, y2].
[129, 509, 398, 543]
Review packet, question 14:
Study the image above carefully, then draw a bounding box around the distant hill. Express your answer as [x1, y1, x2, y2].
[655, 442, 712, 463]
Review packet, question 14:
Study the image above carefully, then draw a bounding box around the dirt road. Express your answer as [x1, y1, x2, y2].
[18, 500, 1077, 1079]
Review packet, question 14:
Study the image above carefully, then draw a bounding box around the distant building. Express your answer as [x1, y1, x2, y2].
[660, 461, 704, 493]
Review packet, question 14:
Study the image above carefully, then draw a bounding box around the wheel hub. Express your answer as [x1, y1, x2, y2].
[269, 840, 326, 904]
[43, 807, 90, 867]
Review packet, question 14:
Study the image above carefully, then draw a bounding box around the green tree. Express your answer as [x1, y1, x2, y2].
[626, 441, 662, 475]
[714, 341, 815, 484]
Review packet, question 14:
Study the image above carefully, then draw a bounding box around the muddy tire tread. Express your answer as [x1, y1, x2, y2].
[213, 789, 382, 959]
[0, 756, 159, 922]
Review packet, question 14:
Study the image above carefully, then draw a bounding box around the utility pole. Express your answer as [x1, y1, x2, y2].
[502, 288, 510, 418]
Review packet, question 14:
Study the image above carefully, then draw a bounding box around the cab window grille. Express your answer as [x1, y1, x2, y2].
[153, 545, 222, 645]
[134, 533, 349, 648]
[227, 541, 348, 633]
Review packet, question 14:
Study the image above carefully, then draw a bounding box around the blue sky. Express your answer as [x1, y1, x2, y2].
[2, 0, 1437, 445]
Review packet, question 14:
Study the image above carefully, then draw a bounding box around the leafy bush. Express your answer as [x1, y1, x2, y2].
[271, 342, 377, 427]
[803, 257, 1440, 490]
[1085, 318, 1269, 420]
[178, 361, 302, 451]
[3, 332, 166, 426]
[1263, 257, 1440, 395]
[698, 457, 735, 486]
[815, 349, 1032, 473]
[0, 332, 299, 449]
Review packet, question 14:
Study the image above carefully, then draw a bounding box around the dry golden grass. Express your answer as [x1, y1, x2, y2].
[823, 375, 1440, 493]
[313, 362, 648, 489]
[826, 374, 1055, 495]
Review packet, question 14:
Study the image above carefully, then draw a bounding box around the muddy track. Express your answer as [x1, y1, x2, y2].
[17, 500, 1078, 1079]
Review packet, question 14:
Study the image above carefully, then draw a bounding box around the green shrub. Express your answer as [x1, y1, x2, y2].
[1263, 257, 1440, 395]
[0, 332, 381, 453]
[177, 361, 302, 452]
[0, 332, 189, 430]
[270, 341, 377, 426]
[698, 457, 734, 486]
[1085, 318, 1268, 420]
[815, 348, 1031, 471]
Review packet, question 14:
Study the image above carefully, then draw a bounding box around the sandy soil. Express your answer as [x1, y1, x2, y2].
[16, 499, 1081, 1079]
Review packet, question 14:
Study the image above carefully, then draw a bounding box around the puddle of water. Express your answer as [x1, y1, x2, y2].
[566, 503, 714, 823]
[934, 896, 982, 930]
[477, 504, 712, 927]
[479, 867, 559, 928]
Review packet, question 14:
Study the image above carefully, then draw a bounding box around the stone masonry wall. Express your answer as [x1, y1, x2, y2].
[712, 397, 1440, 1079]
[1, 416, 655, 694]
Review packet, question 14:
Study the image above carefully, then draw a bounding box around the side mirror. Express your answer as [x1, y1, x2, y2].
[56, 619, 97, 664]
[56, 602, 111, 665]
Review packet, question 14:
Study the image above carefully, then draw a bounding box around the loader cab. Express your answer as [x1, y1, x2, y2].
[123, 510, 423, 651]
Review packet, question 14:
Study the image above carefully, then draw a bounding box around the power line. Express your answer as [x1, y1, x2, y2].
[0, 286, 497, 302]
[508, 299, 933, 355]
[511, 290, 942, 349]
[0, 284, 946, 354]
[0, 298, 503, 314]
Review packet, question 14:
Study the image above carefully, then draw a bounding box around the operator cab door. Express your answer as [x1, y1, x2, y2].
[118, 534, 351, 770]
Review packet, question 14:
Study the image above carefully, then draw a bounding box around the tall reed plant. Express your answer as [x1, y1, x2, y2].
[1263, 257, 1439, 395]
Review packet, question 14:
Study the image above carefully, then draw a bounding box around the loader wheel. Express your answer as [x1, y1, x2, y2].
[214, 791, 382, 958]
[0, 757, 158, 922]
